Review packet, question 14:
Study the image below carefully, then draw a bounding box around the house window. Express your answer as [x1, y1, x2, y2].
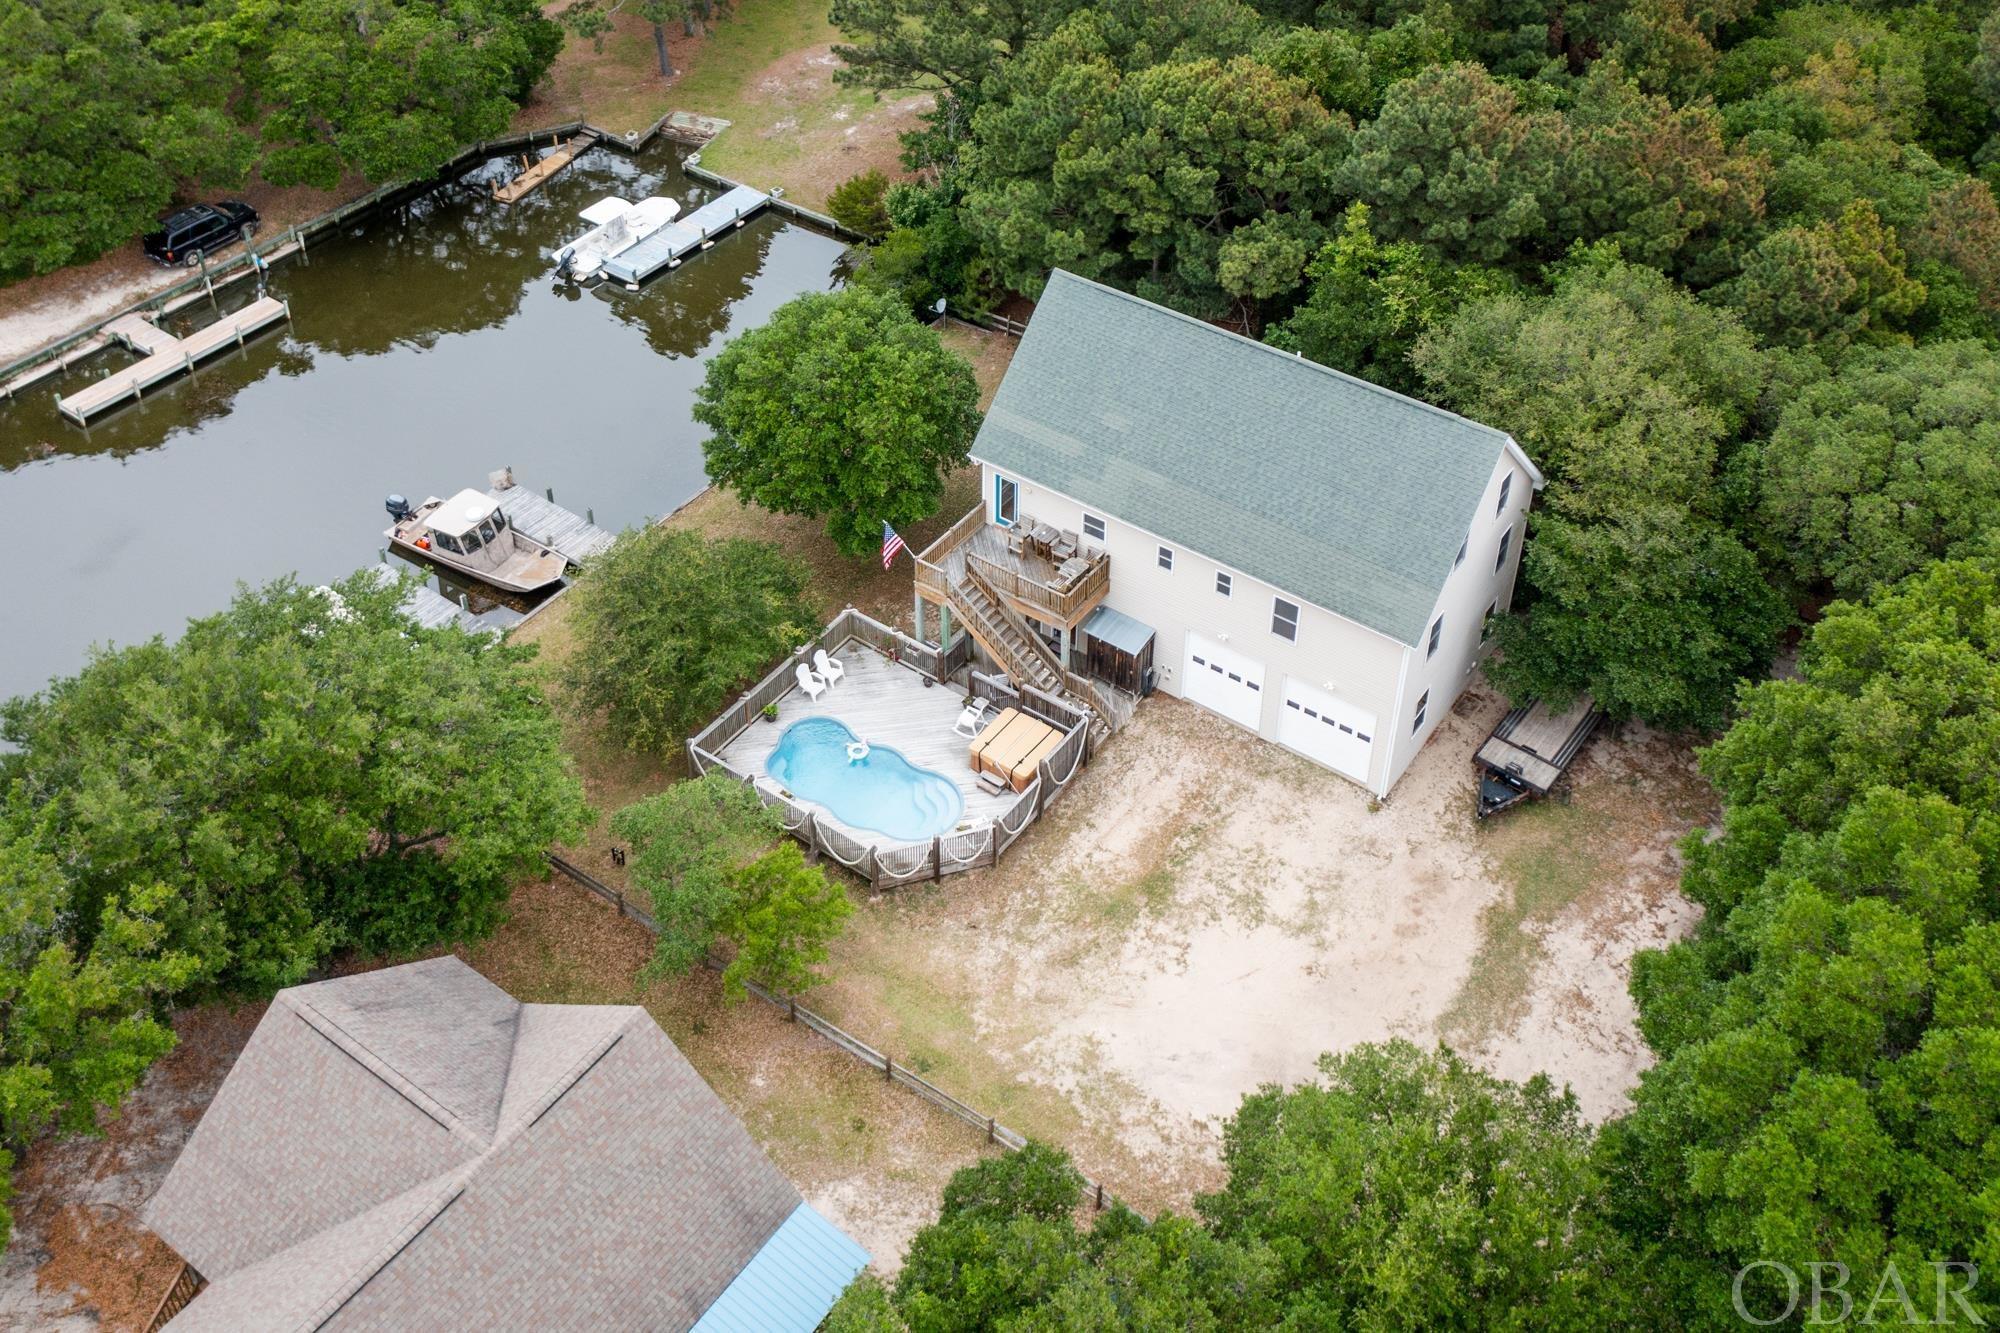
[1496, 473, 1512, 516]
[1215, 571, 1232, 597]
[1158, 545, 1174, 571]
[1482, 600, 1499, 642]
[1083, 513, 1106, 542]
[1412, 690, 1429, 734]
[1427, 615, 1443, 660]
[1454, 535, 1468, 569]
[1272, 597, 1299, 642]
[1495, 528, 1513, 571]
[995, 475, 1018, 525]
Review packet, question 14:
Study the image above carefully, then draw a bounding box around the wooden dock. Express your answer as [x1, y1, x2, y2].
[56, 297, 290, 424]
[493, 132, 599, 204]
[599, 185, 771, 288]
[489, 483, 616, 565]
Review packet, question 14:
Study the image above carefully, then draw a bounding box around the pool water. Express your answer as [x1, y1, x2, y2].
[766, 717, 966, 842]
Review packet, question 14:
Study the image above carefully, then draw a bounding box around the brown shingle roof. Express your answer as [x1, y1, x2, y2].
[144, 957, 801, 1331]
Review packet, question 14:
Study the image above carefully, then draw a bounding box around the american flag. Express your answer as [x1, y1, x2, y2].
[880, 521, 907, 569]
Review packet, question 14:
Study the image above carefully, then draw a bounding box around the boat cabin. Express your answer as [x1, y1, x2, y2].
[424, 489, 513, 559]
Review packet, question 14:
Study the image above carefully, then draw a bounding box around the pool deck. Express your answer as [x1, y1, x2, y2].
[716, 644, 1019, 846]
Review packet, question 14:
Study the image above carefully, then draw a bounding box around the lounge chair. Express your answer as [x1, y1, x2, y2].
[952, 697, 990, 738]
[813, 648, 845, 685]
[795, 663, 828, 702]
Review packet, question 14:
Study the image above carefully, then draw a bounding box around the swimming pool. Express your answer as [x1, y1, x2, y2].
[766, 717, 966, 842]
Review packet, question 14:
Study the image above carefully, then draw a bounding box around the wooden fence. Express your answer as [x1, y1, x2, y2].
[686, 608, 1091, 888]
[143, 1261, 203, 1332]
[544, 853, 1116, 1212]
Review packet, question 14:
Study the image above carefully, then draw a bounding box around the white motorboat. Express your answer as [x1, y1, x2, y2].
[552, 196, 680, 281]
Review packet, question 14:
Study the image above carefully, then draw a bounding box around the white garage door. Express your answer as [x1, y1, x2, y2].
[1182, 633, 1265, 730]
[1279, 678, 1376, 783]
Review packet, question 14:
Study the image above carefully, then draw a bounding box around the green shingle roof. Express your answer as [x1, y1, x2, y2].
[971, 271, 1527, 648]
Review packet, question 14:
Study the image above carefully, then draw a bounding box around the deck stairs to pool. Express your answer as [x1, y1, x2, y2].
[945, 569, 1122, 743]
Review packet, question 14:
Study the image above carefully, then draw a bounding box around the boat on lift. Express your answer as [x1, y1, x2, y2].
[552, 196, 680, 282]
[383, 490, 568, 595]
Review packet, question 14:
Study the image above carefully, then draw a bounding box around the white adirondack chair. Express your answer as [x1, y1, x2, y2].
[795, 663, 828, 702]
[813, 648, 845, 685]
[952, 697, 990, 739]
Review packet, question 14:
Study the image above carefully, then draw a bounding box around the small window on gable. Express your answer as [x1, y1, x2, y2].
[1412, 689, 1430, 734]
[1215, 571, 1232, 597]
[1496, 473, 1513, 516]
[1454, 535, 1468, 569]
[1083, 513, 1106, 542]
[1272, 597, 1299, 642]
[1496, 528, 1513, 572]
[1158, 545, 1174, 571]
[1427, 616, 1443, 660]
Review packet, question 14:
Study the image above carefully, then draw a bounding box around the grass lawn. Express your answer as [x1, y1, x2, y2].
[521, 0, 932, 207]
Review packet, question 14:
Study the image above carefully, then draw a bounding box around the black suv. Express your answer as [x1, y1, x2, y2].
[142, 201, 259, 267]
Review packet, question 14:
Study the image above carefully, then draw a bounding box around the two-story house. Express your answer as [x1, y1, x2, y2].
[913, 270, 1542, 798]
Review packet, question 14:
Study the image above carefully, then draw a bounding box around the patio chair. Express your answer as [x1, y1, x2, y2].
[1052, 530, 1080, 561]
[952, 697, 990, 738]
[813, 648, 845, 685]
[795, 663, 828, 702]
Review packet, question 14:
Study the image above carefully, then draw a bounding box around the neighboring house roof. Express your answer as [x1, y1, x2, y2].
[971, 271, 1542, 648]
[144, 957, 865, 1332]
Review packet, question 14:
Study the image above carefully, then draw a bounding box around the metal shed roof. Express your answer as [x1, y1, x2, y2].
[691, 1203, 870, 1333]
[1079, 604, 1155, 656]
[971, 271, 1540, 648]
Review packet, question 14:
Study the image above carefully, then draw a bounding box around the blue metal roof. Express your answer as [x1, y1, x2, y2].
[692, 1203, 869, 1333]
[1079, 604, 1156, 656]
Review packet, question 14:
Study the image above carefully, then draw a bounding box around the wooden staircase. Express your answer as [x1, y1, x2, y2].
[945, 568, 1122, 742]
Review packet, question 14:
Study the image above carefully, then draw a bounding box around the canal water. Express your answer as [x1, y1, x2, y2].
[0, 142, 851, 704]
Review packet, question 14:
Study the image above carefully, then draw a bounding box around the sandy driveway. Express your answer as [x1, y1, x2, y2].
[810, 680, 1715, 1214]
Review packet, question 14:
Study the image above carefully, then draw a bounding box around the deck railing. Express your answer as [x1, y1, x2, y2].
[686, 608, 1095, 888]
[913, 504, 986, 601]
[964, 548, 1110, 626]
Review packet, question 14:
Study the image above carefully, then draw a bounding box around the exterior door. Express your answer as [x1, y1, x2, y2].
[1182, 633, 1265, 730]
[1278, 678, 1376, 783]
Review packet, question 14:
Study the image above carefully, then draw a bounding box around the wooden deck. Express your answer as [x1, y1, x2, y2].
[489, 484, 615, 565]
[716, 644, 1021, 846]
[57, 297, 290, 423]
[599, 185, 772, 287]
[915, 507, 1111, 629]
[493, 132, 598, 204]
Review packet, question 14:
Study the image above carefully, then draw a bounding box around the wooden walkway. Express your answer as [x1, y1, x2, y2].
[717, 645, 1021, 845]
[599, 185, 772, 287]
[57, 297, 290, 423]
[493, 132, 599, 204]
[489, 484, 616, 565]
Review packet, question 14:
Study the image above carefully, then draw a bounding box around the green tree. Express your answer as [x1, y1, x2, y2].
[694, 287, 981, 555]
[1608, 559, 2000, 1326]
[1728, 199, 1927, 351]
[565, 527, 816, 752]
[830, 0, 1065, 92]
[0, 0, 254, 274]
[1266, 203, 1518, 395]
[1, 572, 591, 994]
[0, 833, 204, 1249]
[719, 841, 852, 999]
[828, 169, 893, 239]
[232, 0, 561, 188]
[1413, 252, 1768, 520]
[957, 25, 1349, 315]
[1487, 507, 1791, 729]
[1200, 1041, 1641, 1330]
[1340, 62, 1568, 269]
[1756, 340, 2000, 597]
[610, 773, 782, 980]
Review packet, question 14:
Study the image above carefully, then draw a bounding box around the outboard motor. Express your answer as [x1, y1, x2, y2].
[385, 494, 415, 523]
